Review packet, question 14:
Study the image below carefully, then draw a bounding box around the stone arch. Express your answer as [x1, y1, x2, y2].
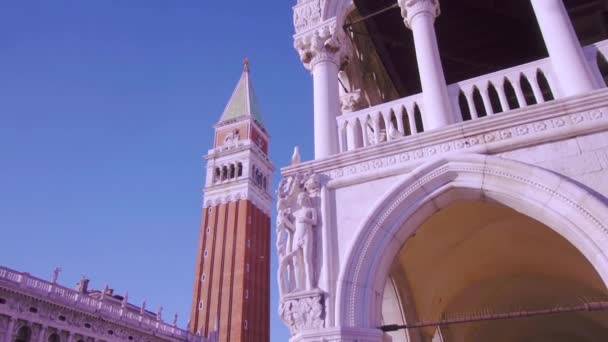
[323, 0, 354, 22]
[336, 153, 608, 328]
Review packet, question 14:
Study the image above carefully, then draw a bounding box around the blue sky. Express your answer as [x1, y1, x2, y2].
[0, 1, 315, 340]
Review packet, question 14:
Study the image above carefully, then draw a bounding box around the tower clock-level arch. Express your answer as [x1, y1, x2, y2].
[336, 153, 608, 335]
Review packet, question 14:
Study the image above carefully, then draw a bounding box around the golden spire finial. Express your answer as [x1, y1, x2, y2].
[243, 57, 250, 72]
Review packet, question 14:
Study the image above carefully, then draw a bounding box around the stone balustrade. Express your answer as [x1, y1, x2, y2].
[448, 57, 557, 119]
[337, 93, 424, 152]
[0, 266, 195, 341]
[337, 39, 608, 153]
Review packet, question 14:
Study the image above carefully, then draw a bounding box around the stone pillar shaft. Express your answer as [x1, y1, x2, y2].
[531, 0, 598, 96]
[312, 58, 341, 158]
[399, 0, 455, 130]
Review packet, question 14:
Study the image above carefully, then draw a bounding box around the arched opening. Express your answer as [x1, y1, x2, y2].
[487, 83, 502, 113]
[237, 163, 243, 177]
[214, 168, 220, 182]
[503, 78, 519, 110]
[520, 74, 537, 106]
[458, 91, 472, 121]
[472, 87, 487, 118]
[338, 155, 608, 337]
[536, 69, 555, 102]
[401, 107, 412, 136]
[229, 164, 235, 179]
[353, 118, 364, 148]
[47, 334, 60, 342]
[598, 52, 608, 87]
[383, 201, 608, 341]
[413, 105, 424, 133]
[221, 166, 227, 181]
[377, 114, 387, 143]
[14, 326, 31, 342]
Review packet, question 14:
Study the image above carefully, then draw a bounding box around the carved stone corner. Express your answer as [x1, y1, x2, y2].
[340, 90, 364, 113]
[279, 289, 325, 336]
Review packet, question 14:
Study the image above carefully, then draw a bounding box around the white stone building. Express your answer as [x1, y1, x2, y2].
[0, 267, 214, 342]
[278, 0, 608, 341]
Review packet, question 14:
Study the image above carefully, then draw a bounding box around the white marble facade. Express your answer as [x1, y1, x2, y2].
[0, 267, 215, 342]
[280, 0, 608, 341]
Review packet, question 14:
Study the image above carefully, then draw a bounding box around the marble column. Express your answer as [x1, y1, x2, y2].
[295, 25, 349, 159]
[531, 0, 598, 96]
[398, 0, 455, 130]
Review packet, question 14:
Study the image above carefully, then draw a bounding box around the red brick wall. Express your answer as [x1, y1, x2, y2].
[190, 200, 270, 342]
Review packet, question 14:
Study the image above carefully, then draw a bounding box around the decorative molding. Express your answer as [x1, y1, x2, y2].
[203, 184, 272, 216]
[282, 93, 608, 185]
[278, 290, 325, 335]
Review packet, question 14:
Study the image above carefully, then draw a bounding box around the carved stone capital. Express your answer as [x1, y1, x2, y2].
[398, 0, 441, 29]
[294, 21, 351, 72]
[279, 290, 325, 335]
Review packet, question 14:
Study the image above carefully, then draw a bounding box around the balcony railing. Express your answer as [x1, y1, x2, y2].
[337, 39, 608, 152]
[0, 266, 197, 341]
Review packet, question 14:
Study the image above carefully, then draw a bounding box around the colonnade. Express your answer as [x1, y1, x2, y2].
[2, 318, 95, 342]
[302, 0, 600, 159]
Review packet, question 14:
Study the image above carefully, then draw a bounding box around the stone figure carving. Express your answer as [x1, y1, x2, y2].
[51, 267, 61, 284]
[223, 129, 239, 145]
[75, 276, 89, 293]
[276, 172, 321, 296]
[156, 306, 163, 321]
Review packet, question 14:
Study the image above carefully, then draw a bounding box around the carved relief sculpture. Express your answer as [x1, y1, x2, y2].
[276, 172, 326, 334]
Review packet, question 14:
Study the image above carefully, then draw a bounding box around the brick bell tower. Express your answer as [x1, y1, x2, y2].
[190, 60, 272, 342]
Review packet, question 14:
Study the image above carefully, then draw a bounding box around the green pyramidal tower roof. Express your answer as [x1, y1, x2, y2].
[218, 59, 265, 127]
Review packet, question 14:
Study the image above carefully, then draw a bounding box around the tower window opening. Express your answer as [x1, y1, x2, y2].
[237, 163, 243, 177]
[230, 164, 236, 179]
[204, 250, 208, 258]
[221, 166, 228, 181]
[198, 301, 203, 310]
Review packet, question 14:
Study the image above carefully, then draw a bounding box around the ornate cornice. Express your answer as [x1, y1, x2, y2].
[294, 20, 351, 71]
[203, 184, 272, 216]
[397, 0, 440, 29]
